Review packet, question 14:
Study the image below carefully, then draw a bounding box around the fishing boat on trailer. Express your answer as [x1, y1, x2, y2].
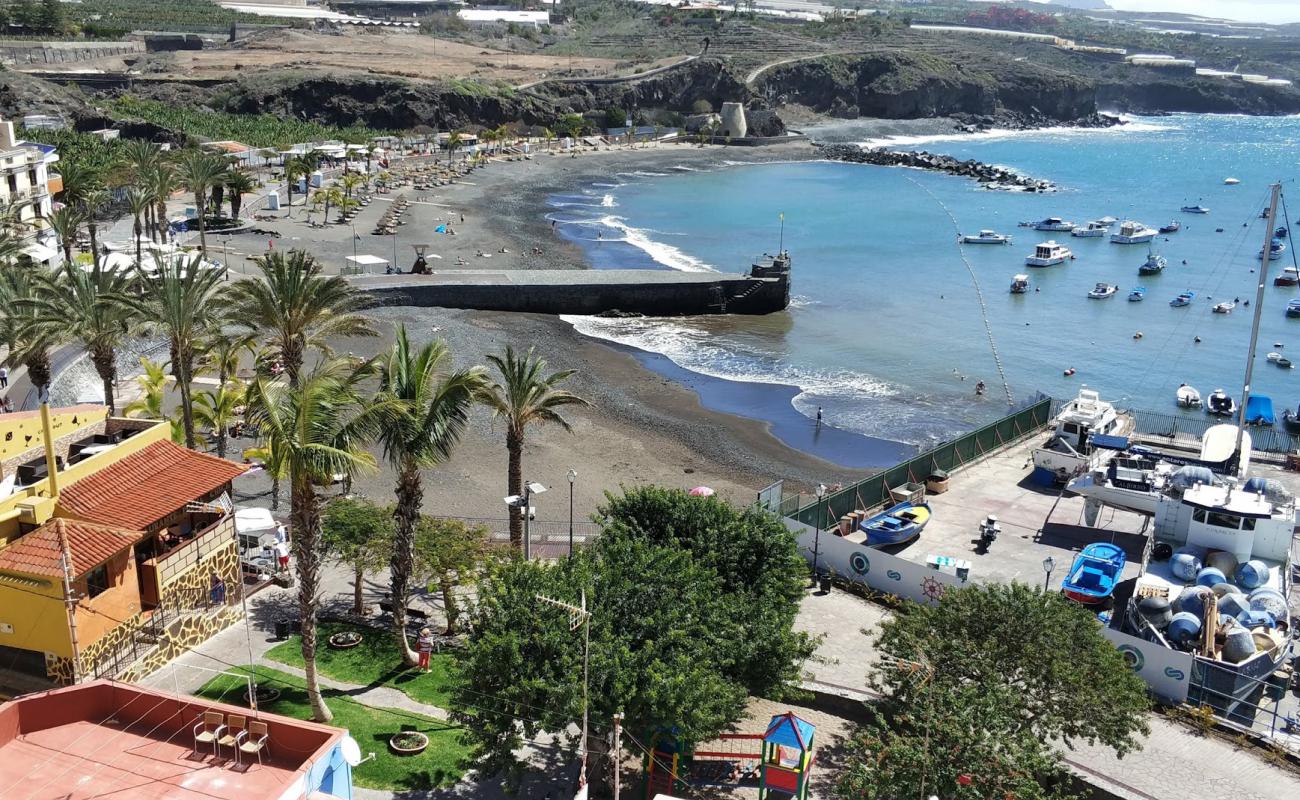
[1026, 241, 1072, 267]
[1030, 387, 1127, 486]
[1072, 221, 1110, 238]
[1176, 384, 1201, 408]
[1128, 287, 1146, 302]
[961, 230, 1013, 244]
[1139, 252, 1167, 275]
[859, 501, 931, 547]
[1273, 266, 1298, 287]
[1171, 291, 1195, 307]
[1010, 274, 1030, 293]
[1207, 389, 1236, 416]
[1060, 543, 1127, 606]
[1181, 204, 1210, 214]
[1032, 216, 1075, 232]
[1088, 283, 1118, 299]
[1111, 221, 1159, 244]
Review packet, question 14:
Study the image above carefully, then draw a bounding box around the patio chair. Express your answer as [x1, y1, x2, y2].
[238, 720, 271, 767]
[218, 714, 247, 764]
[192, 711, 225, 757]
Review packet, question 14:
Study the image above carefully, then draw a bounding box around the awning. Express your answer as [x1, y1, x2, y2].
[345, 254, 390, 273]
[21, 242, 57, 263]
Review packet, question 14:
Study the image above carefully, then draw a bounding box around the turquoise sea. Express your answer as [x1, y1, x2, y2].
[547, 114, 1300, 467]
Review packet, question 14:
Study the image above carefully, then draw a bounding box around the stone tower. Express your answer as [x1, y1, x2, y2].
[719, 102, 747, 139]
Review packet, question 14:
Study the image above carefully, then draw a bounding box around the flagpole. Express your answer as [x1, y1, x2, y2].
[778, 212, 785, 254]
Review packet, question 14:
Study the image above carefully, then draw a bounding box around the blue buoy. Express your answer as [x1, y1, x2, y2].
[1216, 591, 1249, 619]
[1174, 585, 1214, 619]
[1248, 587, 1288, 620]
[1196, 566, 1227, 588]
[1236, 560, 1269, 590]
[1170, 549, 1202, 581]
[1167, 612, 1202, 645]
[1236, 609, 1275, 629]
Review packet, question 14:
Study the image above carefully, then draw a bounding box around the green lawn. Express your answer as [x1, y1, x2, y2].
[265, 622, 460, 709]
[196, 665, 466, 791]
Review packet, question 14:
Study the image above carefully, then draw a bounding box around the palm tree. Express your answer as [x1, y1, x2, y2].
[228, 249, 375, 387]
[245, 358, 392, 723]
[321, 186, 344, 224]
[125, 188, 152, 269]
[120, 139, 162, 175]
[225, 171, 255, 220]
[378, 325, 487, 664]
[200, 328, 256, 388]
[26, 263, 141, 414]
[244, 440, 288, 512]
[446, 132, 463, 167]
[80, 188, 111, 270]
[541, 127, 555, 152]
[284, 158, 306, 218]
[481, 346, 588, 548]
[46, 205, 83, 264]
[194, 384, 244, 457]
[0, 264, 64, 402]
[177, 151, 229, 258]
[145, 163, 178, 243]
[339, 173, 363, 201]
[122, 357, 169, 419]
[123, 253, 227, 448]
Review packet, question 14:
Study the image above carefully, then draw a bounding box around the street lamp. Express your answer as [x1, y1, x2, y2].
[506, 481, 547, 560]
[812, 483, 827, 586]
[567, 468, 577, 557]
[537, 591, 591, 784]
[1042, 555, 1056, 591]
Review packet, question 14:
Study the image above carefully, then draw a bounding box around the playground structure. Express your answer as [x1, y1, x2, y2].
[642, 712, 816, 800]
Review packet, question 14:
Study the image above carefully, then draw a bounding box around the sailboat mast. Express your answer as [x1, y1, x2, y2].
[1235, 182, 1283, 459]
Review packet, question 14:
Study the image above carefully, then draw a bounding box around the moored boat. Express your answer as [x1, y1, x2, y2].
[1245, 395, 1276, 426]
[1181, 204, 1210, 214]
[1139, 251, 1167, 275]
[1111, 221, 1159, 244]
[1213, 301, 1235, 314]
[1088, 283, 1118, 299]
[1010, 273, 1030, 293]
[1159, 221, 1181, 234]
[1176, 384, 1201, 408]
[1032, 216, 1075, 232]
[1284, 405, 1300, 433]
[859, 501, 931, 547]
[1206, 389, 1236, 416]
[1072, 221, 1110, 238]
[1224, 176, 1240, 184]
[961, 229, 1013, 245]
[1170, 291, 1195, 307]
[1273, 266, 1298, 287]
[1287, 299, 1300, 318]
[1277, 226, 1289, 239]
[1259, 239, 1286, 261]
[1026, 241, 1073, 267]
[1060, 542, 1127, 606]
[1128, 287, 1146, 301]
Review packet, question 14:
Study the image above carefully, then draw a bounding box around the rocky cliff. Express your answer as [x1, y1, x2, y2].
[1097, 75, 1300, 115]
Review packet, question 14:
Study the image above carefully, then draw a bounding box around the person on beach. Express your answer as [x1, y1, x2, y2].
[416, 627, 434, 672]
[273, 539, 290, 573]
[815, 407, 822, 426]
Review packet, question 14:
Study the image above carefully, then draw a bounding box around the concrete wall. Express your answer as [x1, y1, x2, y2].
[0, 40, 143, 66]
[363, 275, 789, 316]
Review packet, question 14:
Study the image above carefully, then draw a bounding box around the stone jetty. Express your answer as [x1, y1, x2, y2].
[816, 142, 1056, 192]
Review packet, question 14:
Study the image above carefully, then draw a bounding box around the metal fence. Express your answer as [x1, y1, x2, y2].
[1127, 406, 1300, 456]
[790, 395, 1055, 529]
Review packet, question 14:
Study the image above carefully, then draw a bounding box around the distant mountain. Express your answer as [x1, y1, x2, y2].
[1046, 0, 1112, 9]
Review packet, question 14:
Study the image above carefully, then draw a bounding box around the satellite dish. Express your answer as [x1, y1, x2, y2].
[341, 735, 363, 766]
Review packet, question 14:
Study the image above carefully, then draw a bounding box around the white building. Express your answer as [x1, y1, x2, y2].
[0, 118, 59, 265]
[456, 9, 549, 28]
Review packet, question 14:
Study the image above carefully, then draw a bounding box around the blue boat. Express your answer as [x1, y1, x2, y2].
[860, 501, 931, 547]
[1245, 395, 1275, 426]
[1128, 287, 1146, 301]
[1061, 543, 1126, 606]
[1170, 291, 1195, 307]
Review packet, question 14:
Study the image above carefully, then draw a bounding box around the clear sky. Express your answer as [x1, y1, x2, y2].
[1081, 1, 1300, 24]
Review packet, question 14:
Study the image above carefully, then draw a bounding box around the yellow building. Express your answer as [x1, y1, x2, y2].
[0, 405, 247, 695]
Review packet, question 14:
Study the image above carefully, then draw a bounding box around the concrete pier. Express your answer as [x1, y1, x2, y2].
[352, 254, 792, 316]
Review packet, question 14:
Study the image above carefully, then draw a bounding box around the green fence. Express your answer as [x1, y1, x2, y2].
[791, 396, 1054, 530]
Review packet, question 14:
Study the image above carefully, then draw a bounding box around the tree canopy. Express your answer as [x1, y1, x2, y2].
[451, 487, 815, 787]
[837, 582, 1151, 800]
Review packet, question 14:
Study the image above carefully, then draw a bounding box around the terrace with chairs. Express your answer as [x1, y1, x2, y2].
[0, 679, 353, 799]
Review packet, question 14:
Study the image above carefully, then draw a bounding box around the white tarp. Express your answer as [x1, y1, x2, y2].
[235, 507, 276, 535]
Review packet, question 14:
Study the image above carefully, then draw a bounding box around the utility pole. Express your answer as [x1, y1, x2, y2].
[612, 711, 624, 800]
[60, 550, 82, 683]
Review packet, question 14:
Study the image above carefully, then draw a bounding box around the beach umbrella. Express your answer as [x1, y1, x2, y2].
[689, 486, 715, 497]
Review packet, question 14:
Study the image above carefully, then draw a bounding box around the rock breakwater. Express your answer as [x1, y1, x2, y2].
[816, 142, 1055, 192]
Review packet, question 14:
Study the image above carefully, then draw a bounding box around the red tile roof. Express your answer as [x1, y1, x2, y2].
[0, 518, 142, 578]
[59, 441, 248, 530]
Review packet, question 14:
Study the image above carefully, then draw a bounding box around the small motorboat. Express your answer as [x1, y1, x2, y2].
[1159, 221, 1181, 234]
[1026, 241, 1073, 267]
[1110, 220, 1158, 244]
[1224, 177, 1240, 185]
[1060, 542, 1127, 606]
[1181, 205, 1210, 214]
[1138, 252, 1167, 275]
[1283, 405, 1300, 433]
[1245, 395, 1276, 426]
[1088, 283, 1118, 299]
[1213, 301, 1235, 314]
[1206, 388, 1236, 417]
[1096, 216, 1119, 226]
[1032, 216, 1075, 232]
[1266, 352, 1292, 368]
[860, 501, 932, 547]
[1128, 287, 1146, 301]
[1010, 273, 1030, 293]
[1071, 221, 1110, 238]
[1277, 226, 1289, 239]
[1287, 299, 1300, 318]
[1274, 266, 1299, 287]
[961, 230, 1013, 244]
[1170, 291, 1195, 307]
[1259, 239, 1286, 261]
[1176, 384, 1202, 408]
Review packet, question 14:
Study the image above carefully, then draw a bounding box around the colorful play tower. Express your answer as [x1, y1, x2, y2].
[642, 711, 816, 799]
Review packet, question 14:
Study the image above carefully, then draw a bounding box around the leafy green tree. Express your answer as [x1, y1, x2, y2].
[323, 496, 395, 616]
[12, 0, 38, 30]
[377, 325, 487, 664]
[225, 170, 255, 219]
[453, 489, 814, 790]
[193, 384, 244, 458]
[36, 0, 64, 35]
[481, 346, 587, 548]
[836, 583, 1151, 800]
[414, 515, 488, 635]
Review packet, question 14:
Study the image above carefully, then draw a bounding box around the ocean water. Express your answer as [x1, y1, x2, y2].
[549, 115, 1300, 464]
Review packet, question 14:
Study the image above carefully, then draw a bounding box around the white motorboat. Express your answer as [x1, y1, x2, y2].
[1259, 240, 1286, 261]
[1097, 216, 1119, 225]
[1176, 384, 1201, 408]
[1030, 386, 1126, 485]
[961, 229, 1013, 244]
[1207, 388, 1236, 416]
[1213, 301, 1235, 314]
[1071, 221, 1110, 238]
[1224, 177, 1240, 185]
[1088, 283, 1119, 299]
[1033, 216, 1075, 231]
[1273, 266, 1299, 287]
[1026, 240, 1073, 267]
[1110, 220, 1159, 244]
[1010, 274, 1030, 293]
[1180, 204, 1211, 214]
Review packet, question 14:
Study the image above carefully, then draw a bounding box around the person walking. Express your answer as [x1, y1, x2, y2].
[273, 539, 290, 573]
[416, 627, 434, 672]
[0, 366, 8, 388]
